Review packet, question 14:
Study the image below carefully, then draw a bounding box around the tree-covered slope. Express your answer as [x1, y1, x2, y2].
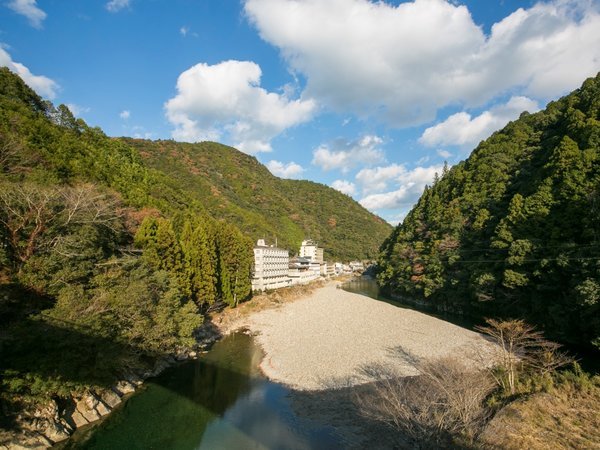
[0, 66, 389, 260]
[378, 73, 600, 349]
[124, 138, 390, 260]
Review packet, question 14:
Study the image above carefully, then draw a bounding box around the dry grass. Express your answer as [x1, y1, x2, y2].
[481, 380, 600, 450]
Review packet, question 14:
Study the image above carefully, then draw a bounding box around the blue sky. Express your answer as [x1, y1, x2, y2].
[2, 0, 599, 224]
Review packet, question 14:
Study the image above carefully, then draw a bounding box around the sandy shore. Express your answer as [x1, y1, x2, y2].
[243, 281, 494, 391]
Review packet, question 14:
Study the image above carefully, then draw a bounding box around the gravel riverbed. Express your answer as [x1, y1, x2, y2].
[245, 282, 495, 390]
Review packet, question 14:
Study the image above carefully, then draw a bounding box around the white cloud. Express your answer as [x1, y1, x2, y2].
[120, 110, 131, 120]
[7, 0, 46, 28]
[358, 164, 444, 210]
[312, 135, 385, 173]
[106, 0, 130, 13]
[65, 104, 90, 117]
[164, 60, 316, 153]
[420, 96, 540, 148]
[180, 26, 189, 36]
[266, 160, 305, 178]
[355, 163, 405, 195]
[437, 149, 452, 159]
[128, 125, 154, 140]
[0, 47, 58, 99]
[331, 179, 356, 196]
[133, 131, 154, 139]
[245, 0, 600, 126]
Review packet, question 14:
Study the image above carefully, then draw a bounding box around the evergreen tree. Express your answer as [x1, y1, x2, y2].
[215, 222, 253, 307]
[180, 218, 217, 307]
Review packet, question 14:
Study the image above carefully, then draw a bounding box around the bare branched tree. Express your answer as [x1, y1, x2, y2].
[355, 356, 495, 447]
[0, 132, 41, 174]
[475, 318, 572, 395]
[0, 183, 62, 264]
[0, 182, 122, 267]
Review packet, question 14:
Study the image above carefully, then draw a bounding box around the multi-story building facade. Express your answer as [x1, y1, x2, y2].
[252, 239, 328, 291]
[326, 262, 336, 277]
[299, 239, 324, 263]
[251, 239, 291, 291]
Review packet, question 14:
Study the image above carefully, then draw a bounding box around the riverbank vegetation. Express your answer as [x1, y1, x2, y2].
[356, 319, 600, 449]
[377, 73, 600, 351]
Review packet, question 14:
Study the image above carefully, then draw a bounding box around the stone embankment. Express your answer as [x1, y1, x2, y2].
[0, 346, 211, 450]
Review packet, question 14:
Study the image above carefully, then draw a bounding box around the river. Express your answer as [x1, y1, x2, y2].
[342, 276, 476, 329]
[55, 331, 342, 449]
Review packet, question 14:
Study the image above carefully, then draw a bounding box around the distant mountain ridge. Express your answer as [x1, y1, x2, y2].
[0, 67, 390, 260]
[123, 138, 391, 260]
[377, 73, 600, 349]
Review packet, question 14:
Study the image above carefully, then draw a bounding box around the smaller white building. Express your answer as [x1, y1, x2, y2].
[299, 239, 324, 263]
[288, 256, 320, 285]
[326, 263, 336, 277]
[320, 262, 328, 276]
[252, 239, 291, 291]
[349, 261, 364, 272]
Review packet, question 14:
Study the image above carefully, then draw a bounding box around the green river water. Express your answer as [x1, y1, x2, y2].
[55, 329, 342, 449]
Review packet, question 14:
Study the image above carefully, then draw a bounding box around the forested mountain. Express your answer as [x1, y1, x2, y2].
[378, 73, 600, 350]
[123, 138, 390, 260]
[0, 68, 256, 413]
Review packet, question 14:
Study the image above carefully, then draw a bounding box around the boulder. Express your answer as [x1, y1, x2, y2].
[94, 400, 111, 417]
[59, 419, 73, 433]
[113, 380, 135, 396]
[69, 410, 89, 428]
[5, 437, 50, 449]
[43, 421, 70, 443]
[125, 374, 143, 386]
[84, 394, 99, 412]
[34, 400, 59, 422]
[75, 398, 100, 423]
[100, 390, 121, 409]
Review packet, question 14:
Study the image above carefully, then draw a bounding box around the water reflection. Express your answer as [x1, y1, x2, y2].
[57, 333, 341, 450]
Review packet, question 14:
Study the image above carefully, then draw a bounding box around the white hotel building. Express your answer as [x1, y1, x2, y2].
[251, 239, 291, 291]
[252, 238, 332, 292]
[299, 239, 324, 262]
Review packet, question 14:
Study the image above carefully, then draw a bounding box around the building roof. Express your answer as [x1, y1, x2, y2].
[254, 238, 288, 251]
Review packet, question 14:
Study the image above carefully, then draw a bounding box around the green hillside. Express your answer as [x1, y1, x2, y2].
[123, 138, 390, 260]
[378, 73, 600, 349]
[0, 66, 389, 260]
